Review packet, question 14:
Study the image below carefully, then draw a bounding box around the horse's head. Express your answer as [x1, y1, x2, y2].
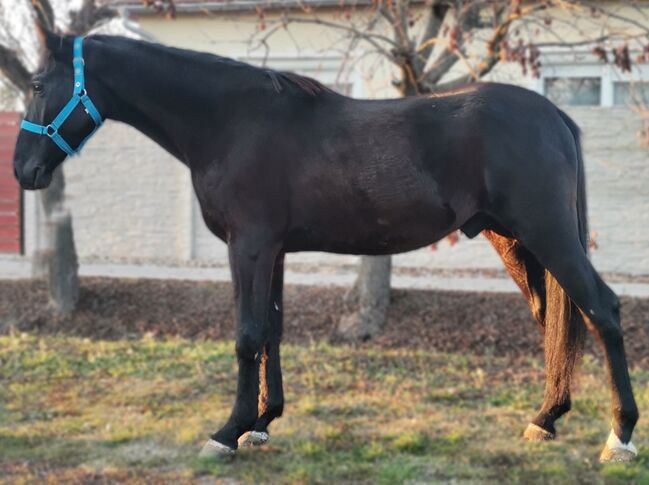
[14, 30, 103, 190]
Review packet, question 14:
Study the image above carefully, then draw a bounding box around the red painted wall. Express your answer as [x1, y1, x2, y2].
[0, 112, 22, 254]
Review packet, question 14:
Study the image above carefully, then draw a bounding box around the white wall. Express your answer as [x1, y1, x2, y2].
[64, 121, 192, 262]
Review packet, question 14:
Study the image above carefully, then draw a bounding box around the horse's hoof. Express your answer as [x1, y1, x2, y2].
[599, 430, 637, 463]
[198, 439, 236, 459]
[243, 431, 269, 447]
[523, 423, 555, 441]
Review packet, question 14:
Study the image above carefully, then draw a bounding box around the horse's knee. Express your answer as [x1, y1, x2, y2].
[600, 322, 624, 346]
[587, 291, 624, 344]
[589, 309, 623, 345]
[236, 328, 266, 361]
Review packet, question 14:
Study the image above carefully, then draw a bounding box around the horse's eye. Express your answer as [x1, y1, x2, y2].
[32, 82, 44, 94]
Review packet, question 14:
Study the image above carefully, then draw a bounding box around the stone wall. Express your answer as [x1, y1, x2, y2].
[63, 121, 192, 262]
[571, 107, 649, 274]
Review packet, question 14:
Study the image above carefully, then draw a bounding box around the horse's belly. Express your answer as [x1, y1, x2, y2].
[285, 200, 461, 255]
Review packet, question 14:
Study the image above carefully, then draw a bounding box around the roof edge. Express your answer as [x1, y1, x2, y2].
[122, 0, 372, 14]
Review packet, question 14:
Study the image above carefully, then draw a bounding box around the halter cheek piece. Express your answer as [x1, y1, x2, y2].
[20, 36, 103, 157]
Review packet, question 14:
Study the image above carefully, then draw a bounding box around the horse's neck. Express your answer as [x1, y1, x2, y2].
[89, 38, 242, 164]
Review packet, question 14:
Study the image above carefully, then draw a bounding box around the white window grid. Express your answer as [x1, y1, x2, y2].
[528, 48, 649, 107]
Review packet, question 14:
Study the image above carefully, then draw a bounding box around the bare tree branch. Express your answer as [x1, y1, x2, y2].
[591, 5, 649, 35]
[418, 1, 450, 62]
[265, 15, 398, 61]
[428, 2, 549, 88]
[68, 0, 119, 35]
[0, 44, 31, 93]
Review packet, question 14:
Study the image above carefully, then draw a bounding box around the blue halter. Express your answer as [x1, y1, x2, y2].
[21, 36, 103, 157]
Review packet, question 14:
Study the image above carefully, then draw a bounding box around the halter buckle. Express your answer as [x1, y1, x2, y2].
[45, 124, 57, 137]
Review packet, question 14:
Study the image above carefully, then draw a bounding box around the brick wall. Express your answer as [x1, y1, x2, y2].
[0, 112, 21, 254]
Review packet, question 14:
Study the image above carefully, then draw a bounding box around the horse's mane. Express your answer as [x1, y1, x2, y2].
[273, 71, 330, 96]
[91, 35, 332, 98]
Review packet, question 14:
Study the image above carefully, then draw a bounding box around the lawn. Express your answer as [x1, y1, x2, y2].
[0, 333, 647, 484]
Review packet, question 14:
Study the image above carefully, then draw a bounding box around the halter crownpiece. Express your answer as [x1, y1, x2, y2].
[21, 36, 103, 156]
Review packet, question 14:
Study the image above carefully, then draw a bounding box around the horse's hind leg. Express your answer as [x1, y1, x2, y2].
[484, 230, 575, 441]
[483, 230, 546, 328]
[527, 270, 585, 442]
[517, 222, 638, 462]
[244, 254, 285, 446]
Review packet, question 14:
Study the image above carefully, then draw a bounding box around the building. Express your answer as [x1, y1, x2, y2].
[1, 1, 648, 283]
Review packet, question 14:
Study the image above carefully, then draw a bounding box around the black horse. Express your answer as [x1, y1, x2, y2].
[13, 31, 638, 463]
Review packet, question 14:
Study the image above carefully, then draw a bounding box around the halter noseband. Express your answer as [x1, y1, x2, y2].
[21, 36, 103, 157]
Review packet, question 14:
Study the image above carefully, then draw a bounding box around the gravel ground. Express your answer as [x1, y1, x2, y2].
[1, 277, 647, 368]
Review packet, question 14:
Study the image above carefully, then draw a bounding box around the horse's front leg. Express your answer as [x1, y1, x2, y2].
[245, 254, 285, 446]
[200, 235, 280, 457]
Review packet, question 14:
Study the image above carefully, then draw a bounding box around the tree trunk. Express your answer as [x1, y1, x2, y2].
[37, 167, 80, 316]
[336, 255, 392, 341]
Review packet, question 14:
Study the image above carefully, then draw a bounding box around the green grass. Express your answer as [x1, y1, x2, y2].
[0, 333, 647, 484]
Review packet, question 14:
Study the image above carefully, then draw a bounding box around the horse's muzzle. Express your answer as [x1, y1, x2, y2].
[15, 160, 52, 190]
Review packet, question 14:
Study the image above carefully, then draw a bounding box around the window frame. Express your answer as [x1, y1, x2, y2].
[530, 47, 649, 108]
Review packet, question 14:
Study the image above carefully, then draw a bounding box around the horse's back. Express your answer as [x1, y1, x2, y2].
[196, 81, 581, 255]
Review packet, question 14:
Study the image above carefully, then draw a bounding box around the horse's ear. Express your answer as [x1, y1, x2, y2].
[35, 24, 62, 54]
[32, 0, 62, 55]
[39, 29, 63, 54]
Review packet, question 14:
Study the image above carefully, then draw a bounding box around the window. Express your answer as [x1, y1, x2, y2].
[534, 52, 649, 108]
[544, 77, 601, 106]
[613, 81, 649, 107]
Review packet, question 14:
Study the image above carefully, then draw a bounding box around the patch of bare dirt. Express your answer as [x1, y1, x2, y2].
[1, 277, 647, 368]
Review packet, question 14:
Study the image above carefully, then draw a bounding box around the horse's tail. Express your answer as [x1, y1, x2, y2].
[543, 109, 588, 405]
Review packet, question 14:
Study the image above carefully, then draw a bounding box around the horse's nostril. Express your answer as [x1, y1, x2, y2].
[13, 167, 18, 179]
[32, 166, 41, 186]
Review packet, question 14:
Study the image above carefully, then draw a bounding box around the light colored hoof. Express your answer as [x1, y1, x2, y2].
[243, 431, 269, 447]
[198, 439, 236, 459]
[600, 430, 637, 463]
[523, 423, 555, 442]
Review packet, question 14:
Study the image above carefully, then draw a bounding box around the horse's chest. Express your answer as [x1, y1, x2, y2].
[192, 177, 229, 241]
